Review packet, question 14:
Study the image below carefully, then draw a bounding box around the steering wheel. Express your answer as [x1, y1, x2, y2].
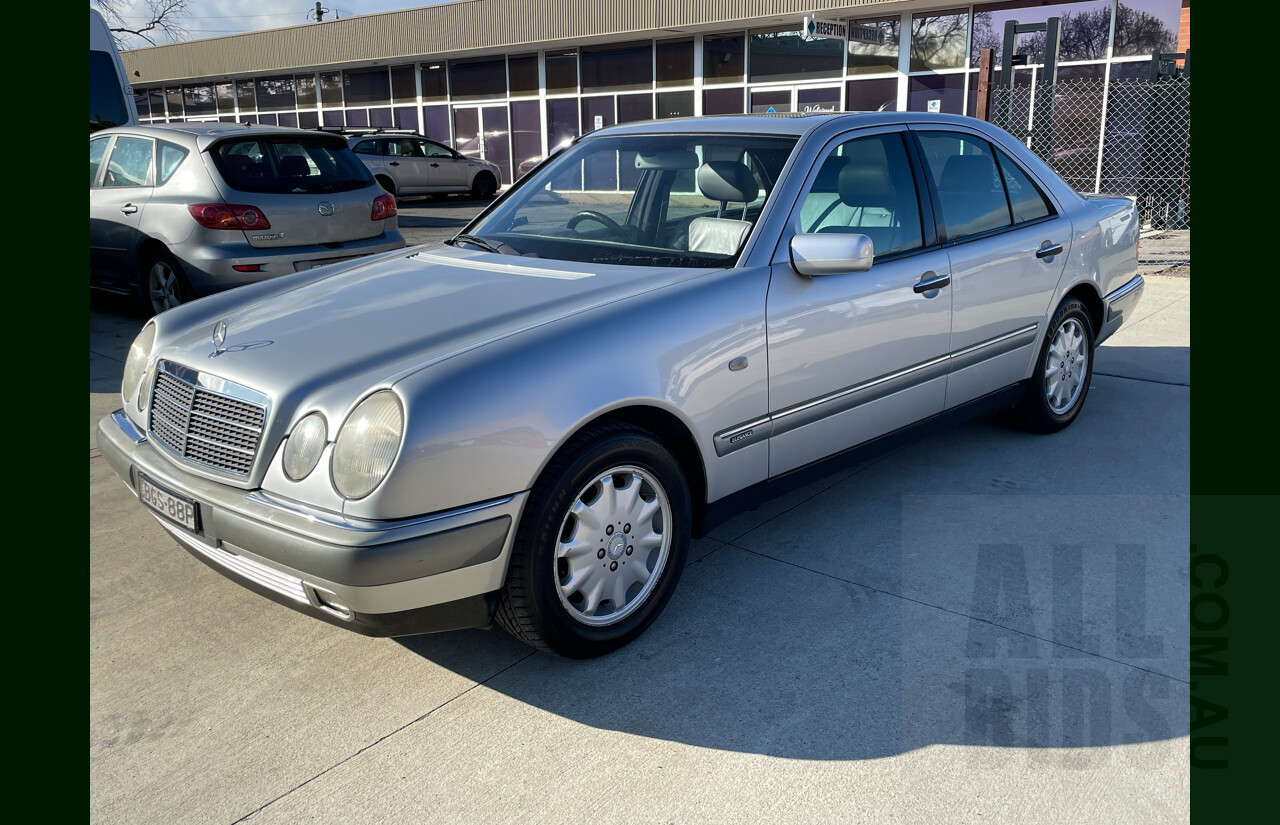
[566, 210, 622, 232]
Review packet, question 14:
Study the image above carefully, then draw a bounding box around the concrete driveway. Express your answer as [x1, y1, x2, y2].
[90, 208, 1190, 824]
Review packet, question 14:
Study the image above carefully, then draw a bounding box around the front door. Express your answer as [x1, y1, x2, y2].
[90, 134, 155, 289]
[765, 128, 952, 476]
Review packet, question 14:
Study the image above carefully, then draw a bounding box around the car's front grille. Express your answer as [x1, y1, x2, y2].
[149, 363, 267, 476]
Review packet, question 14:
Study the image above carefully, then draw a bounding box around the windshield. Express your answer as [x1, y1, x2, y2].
[209, 135, 375, 194]
[467, 133, 798, 267]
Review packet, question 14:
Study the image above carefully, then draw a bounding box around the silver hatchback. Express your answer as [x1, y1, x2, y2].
[90, 123, 406, 314]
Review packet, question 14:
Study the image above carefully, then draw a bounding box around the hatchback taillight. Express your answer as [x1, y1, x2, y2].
[371, 193, 397, 221]
[188, 203, 272, 230]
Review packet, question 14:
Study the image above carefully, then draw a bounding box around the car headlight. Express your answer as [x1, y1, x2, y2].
[331, 391, 404, 499]
[122, 323, 157, 405]
[283, 413, 327, 481]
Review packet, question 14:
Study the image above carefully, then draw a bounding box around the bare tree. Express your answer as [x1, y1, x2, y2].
[95, 0, 191, 49]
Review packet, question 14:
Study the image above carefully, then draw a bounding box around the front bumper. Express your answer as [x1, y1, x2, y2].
[97, 409, 525, 637]
[1097, 274, 1145, 345]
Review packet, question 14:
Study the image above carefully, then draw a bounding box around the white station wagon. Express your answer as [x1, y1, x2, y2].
[98, 113, 1143, 658]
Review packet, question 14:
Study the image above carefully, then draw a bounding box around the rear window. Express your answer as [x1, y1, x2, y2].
[209, 135, 374, 194]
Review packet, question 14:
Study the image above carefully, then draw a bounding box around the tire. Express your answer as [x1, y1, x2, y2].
[496, 422, 691, 658]
[141, 248, 189, 316]
[471, 172, 497, 200]
[1005, 298, 1095, 433]
[375, 175, 396, 196]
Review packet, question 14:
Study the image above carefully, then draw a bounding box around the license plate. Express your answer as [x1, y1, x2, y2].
[138, 474, 200, 532]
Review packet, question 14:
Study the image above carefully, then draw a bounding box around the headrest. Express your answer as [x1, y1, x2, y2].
[939, 154, 995, 193]
[697, 161, 758, 204]
[838, 162, 897, 208]
[279, 155, 309, 177]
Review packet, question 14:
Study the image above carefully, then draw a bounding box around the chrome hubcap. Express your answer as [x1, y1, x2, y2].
[149, 261, 181, 313]
[554, 465, 671, 627]
[1044, 318, 1088, 415]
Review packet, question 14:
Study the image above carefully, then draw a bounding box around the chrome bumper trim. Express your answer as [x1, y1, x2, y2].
[156, 517, 310, 606]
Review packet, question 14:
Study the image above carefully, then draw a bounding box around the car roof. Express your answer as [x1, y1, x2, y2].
[90, 121, 349, 152]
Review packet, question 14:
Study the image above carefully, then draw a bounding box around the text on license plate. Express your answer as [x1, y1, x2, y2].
[138, 475, 199, 531]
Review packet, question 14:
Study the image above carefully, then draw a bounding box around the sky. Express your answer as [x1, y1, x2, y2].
[94, 0, 451, 47]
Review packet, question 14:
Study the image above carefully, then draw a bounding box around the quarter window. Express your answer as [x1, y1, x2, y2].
[156, 141, 189, 186]
[796, 133, 923, 258]
[995, 148, 1054, 224]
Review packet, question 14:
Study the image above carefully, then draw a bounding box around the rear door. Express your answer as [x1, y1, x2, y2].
[90, 134, 154, 287]
[910, 127, 1073, 408]
[207, 133, 387, 249]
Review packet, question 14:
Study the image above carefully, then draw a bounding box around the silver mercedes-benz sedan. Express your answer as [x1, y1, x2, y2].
[97, 112, 1143, 658]
[90, 123, 406, 315]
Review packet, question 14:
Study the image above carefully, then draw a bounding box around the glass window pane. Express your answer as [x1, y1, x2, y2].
[391, 65, 416, 104]
[322, 110, 343, 128]
[545, 50, 578, 94]
[148, 89, 166, 117]
[343, 68, 390, 106]
[916, 132, 1012, 240]
[156, 141, 189, 185]
[298, 110, 320, 130]
[703, 35, 744, 84]
[749, 26, 842, 83]
[847, 17, 900, 75]
[656, 38, 693, 87]
[508, 54, 538, 96]
[370, 107, 393, 128]
[908, 73, 966, 115]
[510, 100, 542, 179]
[345, 109, 368, 128]
[750, 89, 791, 113]
[911, 9, 970, 71]
[797, 133, 923, 257]
[278, 112, 299, 128]
[395, 106, 419, 131]
[216, 82, 236, 112]
[296, 75, 317, 106]
[846, 77, 898, 112]
[995, 148, 1054, 223]
[319, 72, 343, 106]
[581, 41, 653, 92]
[545, 98, 580, 188]
[258, 113, 278, 125]
[183, 85, 215, 117]
[133, 91, 149, 118]
[236, 81, 255, 111]
[104, 136, 153, 188]
[255, 75, 295, 112]
[617, 93, 653, 123]
[420, 63, 447, 101]
[972, 1, 1114, 66]
[423, 105, 450, 143]
[703, 87, 744, 115]
[797, 87, 840, 113]
[1113, 0, 1182, 57]
[449, 58, 506, 101]
[166, 88, 183, 118]
[657, 90, 694, 119]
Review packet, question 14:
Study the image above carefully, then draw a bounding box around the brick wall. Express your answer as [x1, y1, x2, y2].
[1179, 0, 1190, 52]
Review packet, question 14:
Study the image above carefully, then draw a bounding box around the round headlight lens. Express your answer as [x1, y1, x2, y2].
[122, 323, 157, 404]
[331, 392, 404, 500]
[283, 413, 328, 481]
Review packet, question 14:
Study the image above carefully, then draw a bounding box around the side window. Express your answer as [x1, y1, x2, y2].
[917, 132, 1011, 241]
[156, 141, 189, 186]
[995, 148, 1054, 224]
[351, 139, 381, 156]
[422, 141, 453, 158]
[90, 137, 110, 187]
[796, 132, 923, 258]
[102, 136, 154, 188]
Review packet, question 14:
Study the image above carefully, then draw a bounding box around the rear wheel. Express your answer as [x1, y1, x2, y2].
[1005, 298, 1095, 433]
[471, 172, 497, 200]
[142, 249, 188, 315]
[496, 422, 691, 658]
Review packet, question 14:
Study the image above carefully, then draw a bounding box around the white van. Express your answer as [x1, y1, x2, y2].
[90, 8, 139, 132]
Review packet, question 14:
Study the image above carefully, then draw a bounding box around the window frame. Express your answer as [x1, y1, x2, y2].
[101, 134, 156, 189]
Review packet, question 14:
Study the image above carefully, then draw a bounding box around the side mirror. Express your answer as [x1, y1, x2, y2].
[789, 233, 874, 277]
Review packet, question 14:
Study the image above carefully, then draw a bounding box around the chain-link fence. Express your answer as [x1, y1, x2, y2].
[991, 77, 1190, 273]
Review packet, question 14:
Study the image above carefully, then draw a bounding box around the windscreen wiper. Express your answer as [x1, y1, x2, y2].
[450, 234, 503, 254]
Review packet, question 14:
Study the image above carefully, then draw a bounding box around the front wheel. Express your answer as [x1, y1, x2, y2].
[471, 172, 497, 200]
[496, 423, 691, 658]
[1005, 298, 1095, 433]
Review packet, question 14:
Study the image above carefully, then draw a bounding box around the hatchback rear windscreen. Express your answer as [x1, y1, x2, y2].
[210, 136, 373, 194]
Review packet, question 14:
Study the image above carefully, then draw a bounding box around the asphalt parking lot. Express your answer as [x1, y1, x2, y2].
[90, 200, 1190, 824]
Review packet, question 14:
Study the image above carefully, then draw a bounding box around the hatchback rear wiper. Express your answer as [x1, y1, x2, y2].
[450, 234, 503, 254]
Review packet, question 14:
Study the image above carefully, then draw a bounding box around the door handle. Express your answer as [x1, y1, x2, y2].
[913, 271, 951, 293]
[430, 162, 440, 167]
[1036, 242, 1064, 259]
[388, 161, 399, 167]
[120, 204, 138, 215]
